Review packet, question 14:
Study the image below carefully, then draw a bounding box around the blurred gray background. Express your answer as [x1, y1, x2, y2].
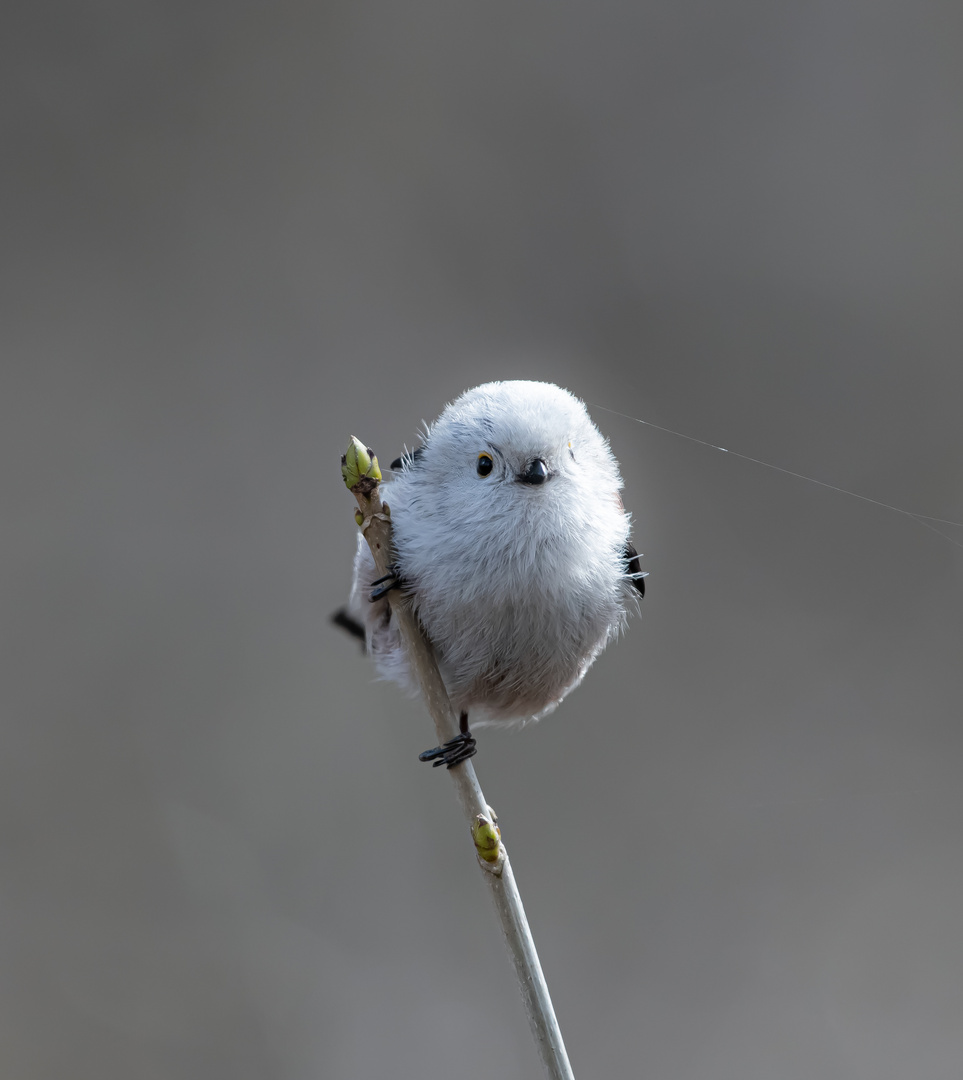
[4, 3, 963, 1078]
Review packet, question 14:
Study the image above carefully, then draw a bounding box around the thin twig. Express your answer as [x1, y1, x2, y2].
[342, 438, 575, 1080]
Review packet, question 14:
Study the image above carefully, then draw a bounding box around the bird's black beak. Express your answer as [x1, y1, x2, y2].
[518, 459, 549, 485]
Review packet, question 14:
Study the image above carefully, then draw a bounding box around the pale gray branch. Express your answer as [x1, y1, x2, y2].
[344, 441, 575, 1080]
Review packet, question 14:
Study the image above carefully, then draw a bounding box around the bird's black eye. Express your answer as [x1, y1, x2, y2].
[477, 453, 494, 477]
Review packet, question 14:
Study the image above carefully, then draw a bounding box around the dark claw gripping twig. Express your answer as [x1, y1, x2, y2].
[418, 731, 478, 769]
[369, 564, 402, 602]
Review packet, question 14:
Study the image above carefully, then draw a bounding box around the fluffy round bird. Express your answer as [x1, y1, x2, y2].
[340, 380, 645, 767]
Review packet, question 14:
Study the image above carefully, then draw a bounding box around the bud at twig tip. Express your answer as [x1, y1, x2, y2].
[341, 436, 382, 493]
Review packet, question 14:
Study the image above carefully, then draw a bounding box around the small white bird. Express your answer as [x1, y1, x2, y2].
[336, 380, 646, 767]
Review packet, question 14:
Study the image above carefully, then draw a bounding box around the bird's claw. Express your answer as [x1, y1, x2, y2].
[369, 564, 402, 602]
[418, 731, 477, 769]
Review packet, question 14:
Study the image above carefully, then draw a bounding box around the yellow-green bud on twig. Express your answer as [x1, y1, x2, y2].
[341, 436, 382, 495]
[471, 810, 504, 870]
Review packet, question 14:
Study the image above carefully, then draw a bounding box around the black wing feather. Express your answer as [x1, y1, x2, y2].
[390, 446, 426, 471]
[624, 542, 646, 599]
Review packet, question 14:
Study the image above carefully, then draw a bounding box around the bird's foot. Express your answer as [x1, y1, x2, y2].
[369, 564, 402, 602]
[418, 731, 477, 769]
